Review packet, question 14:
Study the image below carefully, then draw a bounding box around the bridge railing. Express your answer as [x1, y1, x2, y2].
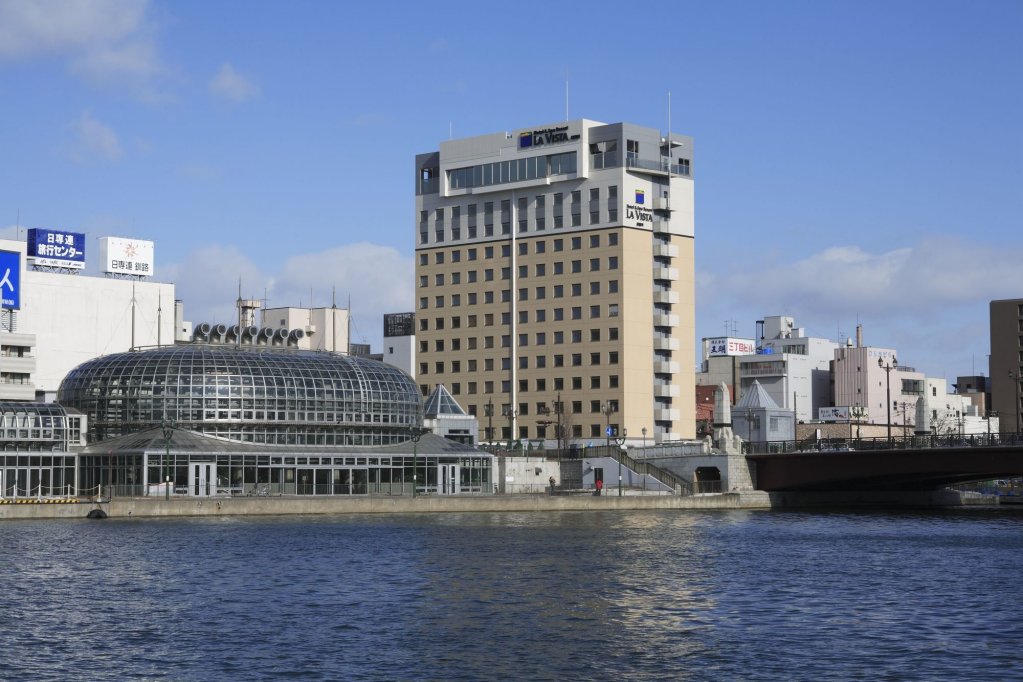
[744, 432, 1023, 455]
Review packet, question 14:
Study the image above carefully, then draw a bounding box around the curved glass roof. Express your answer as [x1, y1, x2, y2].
[58, 345, 422, 446]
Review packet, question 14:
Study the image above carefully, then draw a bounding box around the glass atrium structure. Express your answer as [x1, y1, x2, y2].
[0, 402, 82, 499]
[53, 344, 492, 498]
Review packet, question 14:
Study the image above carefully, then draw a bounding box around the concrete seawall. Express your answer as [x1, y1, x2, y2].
[0, 489, 1002, 521]
[0, 493, 773, 520]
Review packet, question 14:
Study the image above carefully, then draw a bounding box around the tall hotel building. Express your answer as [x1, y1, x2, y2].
[414, 119, 695, 444]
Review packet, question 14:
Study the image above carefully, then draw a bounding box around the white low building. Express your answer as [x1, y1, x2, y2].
[2, 237, 179, 401]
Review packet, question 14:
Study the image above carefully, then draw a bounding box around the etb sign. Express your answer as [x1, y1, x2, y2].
[27, 228, 86, 269]
[0, 250, 21, 310]
[705, 337, 756, 357]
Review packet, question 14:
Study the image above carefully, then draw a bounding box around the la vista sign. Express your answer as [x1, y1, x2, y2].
[625, 203, 654, 223]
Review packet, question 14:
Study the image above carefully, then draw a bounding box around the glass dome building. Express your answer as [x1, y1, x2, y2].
[58, 345, 422, 445]
[56, 344, 491, 498]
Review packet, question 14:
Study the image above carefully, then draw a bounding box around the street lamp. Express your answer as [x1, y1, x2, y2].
[161, 419, 173, 500]
[601, 400, 617, 448]
[1010, 371, 1021, 434]
[851, 405, 866, 441]
[641, 427, 648, 491]
[613, 428, 627, 496]
[484, 398, 494, 444]
[878, 356, 898, 444]
[744, 408, 758, 442]
[408, 425, 424, 498]
[502, 405, 516, 449]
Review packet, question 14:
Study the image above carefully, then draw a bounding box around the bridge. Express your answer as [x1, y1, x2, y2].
[745, 433, 1023, 491]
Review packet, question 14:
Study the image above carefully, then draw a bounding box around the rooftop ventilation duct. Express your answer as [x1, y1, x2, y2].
[193, 322, 212, 342]
[211, 324, 228, 343]
[272, 328, 289, 346]
[257, 327, 275, 345]
[242, 326, 259, 344]
[287, 328, 305, 347]
[226, 325, 242, 343]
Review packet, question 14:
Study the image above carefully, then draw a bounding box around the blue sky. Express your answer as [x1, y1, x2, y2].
[1, 0, 1020, 380]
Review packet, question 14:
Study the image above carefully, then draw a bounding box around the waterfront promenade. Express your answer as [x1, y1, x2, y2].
[0, 488, 1000, 520]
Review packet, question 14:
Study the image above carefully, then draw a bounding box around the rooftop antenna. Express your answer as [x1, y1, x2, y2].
[667, 90, 671, 148]
[346, 293, 351, 355]
[332, 285, 337, 309]
[130, 284, 137, 350]
[565, 79, 569, 120]
[449, 121, 453, 140]
[157, 292, 162, 347]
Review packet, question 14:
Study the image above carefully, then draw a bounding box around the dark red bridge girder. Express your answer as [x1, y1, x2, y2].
[746, 446, 1023, 491]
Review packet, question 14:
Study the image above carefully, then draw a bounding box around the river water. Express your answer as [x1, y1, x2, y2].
[0, 508, 1020, 681]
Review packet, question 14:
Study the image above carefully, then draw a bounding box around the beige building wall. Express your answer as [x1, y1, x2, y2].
[415, 119, 695, 445]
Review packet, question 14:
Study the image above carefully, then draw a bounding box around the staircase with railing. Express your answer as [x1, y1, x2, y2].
[548, 445, 693, 495]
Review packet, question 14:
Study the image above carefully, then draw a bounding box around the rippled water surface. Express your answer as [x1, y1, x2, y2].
[1, 508, 1021, 680]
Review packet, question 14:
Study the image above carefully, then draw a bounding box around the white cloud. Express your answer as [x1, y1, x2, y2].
[209, 62, 259, 102]
[162, 244, 267, 327]
[69, 110, 123, 163]
[166, 242, 413, 347]
[704, 237, 1018, 320]
[696, 235, 1016, 377]
[0, 0, 169, 100]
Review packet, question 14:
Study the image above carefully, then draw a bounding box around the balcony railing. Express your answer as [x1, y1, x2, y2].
[625, 156, 691, 177]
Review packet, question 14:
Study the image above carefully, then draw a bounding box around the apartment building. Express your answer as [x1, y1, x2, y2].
[414, 119, 695, 444]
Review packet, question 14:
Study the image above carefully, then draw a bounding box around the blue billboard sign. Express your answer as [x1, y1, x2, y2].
[26, 228, 86, 269]
[0, 250, 21, 310]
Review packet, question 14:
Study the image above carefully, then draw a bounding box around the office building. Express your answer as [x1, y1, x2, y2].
[833, 344, 925, 428]
[414, 119, 695, 444]
[739, 316, 837, 422]
[989, 298, 1022, 433]
[2, 236, 178, 402]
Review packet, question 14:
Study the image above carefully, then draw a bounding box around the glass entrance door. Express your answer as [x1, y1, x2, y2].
[189, 462, 215, 497]
[437, 464, 459, 495]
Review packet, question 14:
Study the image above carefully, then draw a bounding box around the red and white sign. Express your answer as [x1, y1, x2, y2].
[705, 337, 756, 357]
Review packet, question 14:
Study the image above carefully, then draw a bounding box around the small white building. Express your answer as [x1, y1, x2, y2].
[422, 384, 478, 445]
[382, 312, 415, 379]
[737, 316, 837, 422]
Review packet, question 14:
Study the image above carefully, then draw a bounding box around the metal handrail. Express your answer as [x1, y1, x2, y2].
[744, 432, 1020, 454]
[615, 448, 693, 495]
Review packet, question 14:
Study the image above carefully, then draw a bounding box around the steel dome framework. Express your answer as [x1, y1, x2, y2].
[58, 345, 422, 446]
